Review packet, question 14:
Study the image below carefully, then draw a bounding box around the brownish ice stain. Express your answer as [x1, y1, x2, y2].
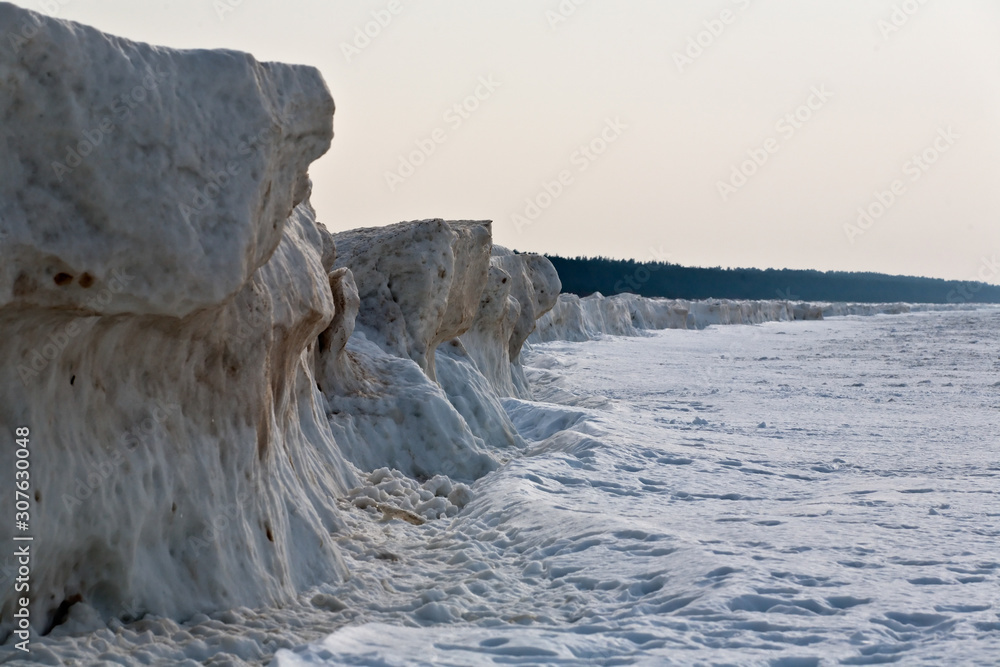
[256, 400, 271, 462]
[13, 272, 37, 296]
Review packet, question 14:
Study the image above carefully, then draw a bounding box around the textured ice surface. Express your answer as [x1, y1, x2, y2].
[330, 220, 492, 382]
[461, 246, 561, 399]
[3, 4, 998, 664]
[317, 221, 530, 482]
[0, 3, 333, 317]
[0, 0, 354, 625]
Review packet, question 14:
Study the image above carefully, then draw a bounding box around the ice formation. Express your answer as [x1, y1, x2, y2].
[530, 292, 953, 343]
[460, 246, 561, 398]
[314, 219, 525, 482]
[0, 2, 985, 656]
[0, 3, 558, 638]
[0, 0, 361, 632]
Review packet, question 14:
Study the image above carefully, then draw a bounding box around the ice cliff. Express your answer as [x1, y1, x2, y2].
[479, 248, 561, 398]
[0, 4, 557, 638]
[316, 220, 528, 481]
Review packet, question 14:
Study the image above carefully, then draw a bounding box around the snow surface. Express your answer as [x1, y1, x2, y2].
[274, 308, 1000, 666]
[15, 308, 994, 664]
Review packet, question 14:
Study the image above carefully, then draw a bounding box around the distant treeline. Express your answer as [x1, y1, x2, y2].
[542, 255, 1000, 304]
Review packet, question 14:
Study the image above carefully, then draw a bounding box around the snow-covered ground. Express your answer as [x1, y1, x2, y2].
[4, 308, 997, 666]
[266, 307, 1000, 666]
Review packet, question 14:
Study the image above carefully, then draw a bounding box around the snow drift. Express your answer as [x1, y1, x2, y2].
[0, 4, 559, 638]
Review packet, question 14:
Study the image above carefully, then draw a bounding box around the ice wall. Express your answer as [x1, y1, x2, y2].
[316, 220, 515, 480]
[1, 0, 870, 641]
[530, 292, 926, 343]
[460, 247, 560, 398]
[328, 220, 491, 382]
[0, 2, 358, 634]
[0, 4, 563, 637]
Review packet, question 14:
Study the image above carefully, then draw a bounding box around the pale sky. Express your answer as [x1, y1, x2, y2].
[10, 0, 1000, 283]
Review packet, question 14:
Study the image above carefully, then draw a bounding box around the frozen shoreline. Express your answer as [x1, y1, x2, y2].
[1, 4, 998, 664]
[530, 291, 993, 343]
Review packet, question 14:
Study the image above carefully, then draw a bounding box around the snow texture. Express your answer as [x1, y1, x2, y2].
[278, 308, 1000, 667]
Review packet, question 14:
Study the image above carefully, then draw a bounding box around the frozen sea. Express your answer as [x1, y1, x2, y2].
[278, 308, 1000, 666]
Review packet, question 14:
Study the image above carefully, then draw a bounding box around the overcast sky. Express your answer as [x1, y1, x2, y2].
[10, 0, 1000, 283]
